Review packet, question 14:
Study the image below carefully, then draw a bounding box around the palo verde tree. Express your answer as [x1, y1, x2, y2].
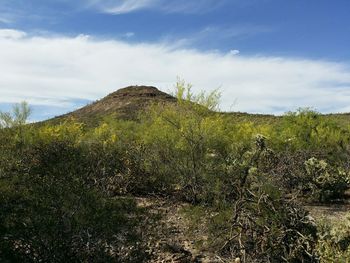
[0, 101, 31, 128]
[0, 101, 32, 148]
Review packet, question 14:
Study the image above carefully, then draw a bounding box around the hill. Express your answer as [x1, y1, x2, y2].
[51, 85, 177, 124]
[48, 85, 281, 126]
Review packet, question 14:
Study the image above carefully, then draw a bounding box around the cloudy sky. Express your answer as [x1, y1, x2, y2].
[1, 0, 350, 120]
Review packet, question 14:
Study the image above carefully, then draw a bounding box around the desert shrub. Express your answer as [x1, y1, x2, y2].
[0, 101, 31, 128]
[268, 150, 325, 194]
[140, 101, 235, 203]
[280, 108, 350, 160]
[317, 214, 350, 262]
[85, 117, 142, 144]
[0, 131, 17, 178]
[265, 149, 350, 203]
[182, 135, 318, 262]
[139, 82, 278, 203]
[77, 119, 156, 195]
[0, 101, 34, 150]
[34, 121, 84, 145]
[281, 108, 322, 150]
[222, 136, 318, 262]
[210, 195, 318, 262]
[0, 138, 151, 262]
[304, 157, 349, 202]
[173, 77, 221, 112]
[114, 142, 156, 195]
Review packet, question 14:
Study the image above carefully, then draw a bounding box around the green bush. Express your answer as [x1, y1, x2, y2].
[281, 108, 350, 159]
[182, 135, 318, 262]
[317, 214, 350, 262]
[0, 139, 151, 262]
[304, 157, 349, 202]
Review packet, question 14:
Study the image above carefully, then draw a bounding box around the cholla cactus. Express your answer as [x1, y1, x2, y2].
[305, 157, 327, 176]
[304, 157, 349, 201]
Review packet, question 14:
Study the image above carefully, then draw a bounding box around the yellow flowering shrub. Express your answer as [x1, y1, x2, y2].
[36, 121, 84, 144]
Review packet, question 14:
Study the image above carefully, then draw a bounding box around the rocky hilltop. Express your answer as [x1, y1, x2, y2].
[55, 85, 176, 123]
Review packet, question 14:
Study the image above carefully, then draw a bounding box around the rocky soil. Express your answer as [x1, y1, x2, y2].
[135, 197, 227, 263]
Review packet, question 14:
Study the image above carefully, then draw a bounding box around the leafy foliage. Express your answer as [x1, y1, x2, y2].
[0, 101, 31, 128]
[0, 126, 151, 262]
[304, 157, 349, 202]
[317, 214, 350, 262]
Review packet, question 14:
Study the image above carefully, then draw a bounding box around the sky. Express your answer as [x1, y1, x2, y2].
[0, 0, 350, 120]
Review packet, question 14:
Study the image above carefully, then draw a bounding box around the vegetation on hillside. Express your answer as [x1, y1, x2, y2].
[1, 81, 350, 262]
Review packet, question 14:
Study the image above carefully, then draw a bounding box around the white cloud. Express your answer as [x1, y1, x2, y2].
[155, 0, 226, 14]
[229, 49, 240, 55]
[82, 0, 225, 14]
[159, 25, 274, 51]
[0, 29, 350, 116]
[92, 0, 157, 14]
[0, 29, 26, 39]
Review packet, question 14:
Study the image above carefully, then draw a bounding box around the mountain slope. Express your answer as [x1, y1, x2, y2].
[52, 85, 177, 124]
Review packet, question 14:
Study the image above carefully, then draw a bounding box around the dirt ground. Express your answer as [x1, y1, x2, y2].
[305, 189, 350, 222]
[136, 197, 227, 263]
[305, 203, 350, 222]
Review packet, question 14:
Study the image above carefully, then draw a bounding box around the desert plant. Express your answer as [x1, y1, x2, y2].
[317, 214, 350, 262]
[304, 157, 349, 202]
[0, 138, 151, 262]
[0, 101, 31, 128]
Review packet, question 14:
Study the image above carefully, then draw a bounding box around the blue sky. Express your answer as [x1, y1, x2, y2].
[1, 0, 350, 120]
